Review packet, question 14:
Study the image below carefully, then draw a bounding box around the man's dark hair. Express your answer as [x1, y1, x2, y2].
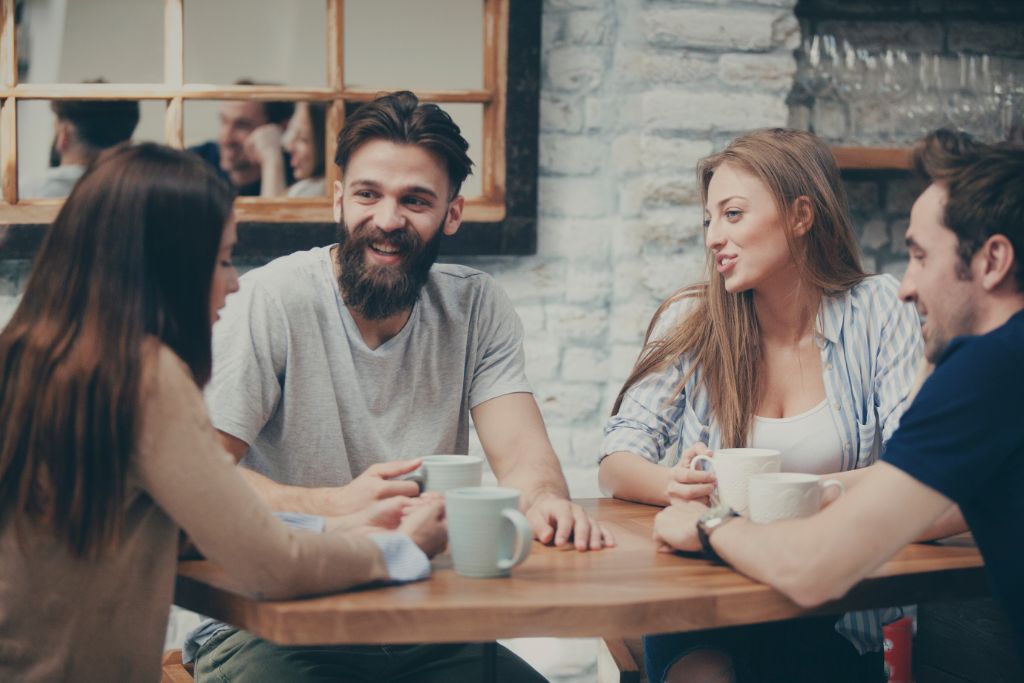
[233, 79, 294, 125]
[334, 90, 473, 199]
[913, 130, 1024, 291]
[51, 98, 140, 150]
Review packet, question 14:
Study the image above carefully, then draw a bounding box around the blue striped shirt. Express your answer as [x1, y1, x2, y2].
[601, 274, 923, 653]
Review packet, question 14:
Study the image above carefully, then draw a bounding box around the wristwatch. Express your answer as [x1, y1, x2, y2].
[696, 504, 740, 562]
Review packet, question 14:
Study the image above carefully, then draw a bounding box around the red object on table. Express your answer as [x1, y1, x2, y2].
[883, 616, 913, 683]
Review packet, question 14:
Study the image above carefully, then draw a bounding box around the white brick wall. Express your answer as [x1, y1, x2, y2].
[466, 0, 795, 486]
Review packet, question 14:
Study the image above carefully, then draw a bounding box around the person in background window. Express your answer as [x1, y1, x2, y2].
[245, 100, 328, 198]
[0, 143, 446, 683]
[283, 101, 328, 197]
[188, 79, 294, 197]
[25, 89, 139, 198]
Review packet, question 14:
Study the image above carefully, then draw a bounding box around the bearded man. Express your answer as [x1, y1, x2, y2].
[187, 91, 612, 682]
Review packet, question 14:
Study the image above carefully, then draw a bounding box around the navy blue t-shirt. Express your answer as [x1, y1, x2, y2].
[884, 309, 1024, 657]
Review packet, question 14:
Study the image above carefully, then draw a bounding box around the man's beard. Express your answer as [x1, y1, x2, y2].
[336, 218, 444, 320]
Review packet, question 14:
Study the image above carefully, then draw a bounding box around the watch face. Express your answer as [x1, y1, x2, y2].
[699, 504, 735, 525]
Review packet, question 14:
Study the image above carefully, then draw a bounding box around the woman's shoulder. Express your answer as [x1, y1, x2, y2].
[832, 274, 919, 342]
[838, 274, 908, 318]
[140, 340, 201, 398]
[649, 288, 703, 341]
[850, 273, 902, 300]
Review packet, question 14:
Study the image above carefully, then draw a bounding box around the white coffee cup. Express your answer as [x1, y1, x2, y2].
[690, 448, 782, 517]
[747, 472, 845, 524]
[445, 486, 533, 578]
[417, 455, 483, 493]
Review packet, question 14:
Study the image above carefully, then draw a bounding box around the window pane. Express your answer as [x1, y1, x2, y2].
[432, 102, 483, 199]
[18, 99, 162, 199]
[19, 0, 163, 84]
[184, 0, 327, 87]
[185, 99, 329, 199]
[345, 0, 484, 91]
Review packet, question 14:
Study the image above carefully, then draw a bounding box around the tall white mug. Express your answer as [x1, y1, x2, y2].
[747, 472, 845, 524]
[690, 448, 782, 517]
[445, 487, 533, 578]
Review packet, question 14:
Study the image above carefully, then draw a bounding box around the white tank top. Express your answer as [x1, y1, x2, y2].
[749, 399, 844, 474]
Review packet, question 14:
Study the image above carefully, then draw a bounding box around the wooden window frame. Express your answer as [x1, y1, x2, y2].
[0, 0, 540, 257]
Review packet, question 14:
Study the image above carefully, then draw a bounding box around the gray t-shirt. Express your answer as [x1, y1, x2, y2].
[207, 246, 531, 486]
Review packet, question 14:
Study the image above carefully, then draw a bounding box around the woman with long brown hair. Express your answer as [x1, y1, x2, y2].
[599, 129, 922, 683]
[0, 143, 445, 682]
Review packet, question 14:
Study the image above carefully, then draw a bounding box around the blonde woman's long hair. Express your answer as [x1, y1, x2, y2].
[612, 128, 867, 448]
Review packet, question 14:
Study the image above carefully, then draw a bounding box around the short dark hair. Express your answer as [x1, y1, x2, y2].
[51, 98, 140, 150]
[233, 79, 295, 125]
[334, 91, 473, 199]
[913, 130, 1024, 291]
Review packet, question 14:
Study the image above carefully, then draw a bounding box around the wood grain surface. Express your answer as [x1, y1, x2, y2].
[175, 498, 988, 645]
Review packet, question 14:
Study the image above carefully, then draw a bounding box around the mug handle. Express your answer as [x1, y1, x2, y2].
[819, 478, 845, 507]
[496, 509, 533, 571]
[688, 454, 719, 506]
[689, 454, 715, 472]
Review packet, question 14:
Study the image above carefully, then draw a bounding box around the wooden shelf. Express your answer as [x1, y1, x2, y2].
[831, 146, 912, 171]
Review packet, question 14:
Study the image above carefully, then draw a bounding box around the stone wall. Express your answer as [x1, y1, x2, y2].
[461, 0, 800, 491]
[0, 0, 999, 495]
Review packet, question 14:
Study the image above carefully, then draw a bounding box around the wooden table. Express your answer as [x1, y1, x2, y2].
[174, 498, 989, 646]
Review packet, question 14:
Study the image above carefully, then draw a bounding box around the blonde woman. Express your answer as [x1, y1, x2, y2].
[599, 129, 923, 683]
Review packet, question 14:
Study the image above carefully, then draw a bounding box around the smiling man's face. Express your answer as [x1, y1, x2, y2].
[898, 183, 981, 362]
[332, 139, 463, 320]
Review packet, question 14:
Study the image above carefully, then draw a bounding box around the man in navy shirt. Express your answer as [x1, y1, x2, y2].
[652, 132, 1024, 663]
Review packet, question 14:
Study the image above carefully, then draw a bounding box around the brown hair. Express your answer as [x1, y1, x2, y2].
[0, 143, 234, 557]
[613, 129, 866, 448]
[334, 90, 473, 199]
[913, 130, 1024, 291]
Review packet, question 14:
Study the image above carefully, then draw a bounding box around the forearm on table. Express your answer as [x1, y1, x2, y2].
[710, 466, 950, 607]
[916, 504, 967, 541]
[599, 451, 672, 506]
[237, 467, 327, 515]
[496, 446, 570, 509]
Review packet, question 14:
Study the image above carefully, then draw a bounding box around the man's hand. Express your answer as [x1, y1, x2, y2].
[398, 498, 447, 558]
[316, 459, 423, 517]
[525, 494, 616, 551]
[652, 501, 707, 553]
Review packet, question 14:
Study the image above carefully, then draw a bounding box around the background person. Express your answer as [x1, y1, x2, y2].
[283, 101, 328, 197]
[600, 128, 923, 683]
[0, 143, 446, 683]
[188, 79, 294, 197]
[25, 90, 139, 198]
[247, 100, 329, 198]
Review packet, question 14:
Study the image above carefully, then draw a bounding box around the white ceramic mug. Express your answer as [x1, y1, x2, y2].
[690, 448, 782, 517]
[747, 472, 845, 524]
[445, 487, 533, 578]
[416, 455, 483, 493]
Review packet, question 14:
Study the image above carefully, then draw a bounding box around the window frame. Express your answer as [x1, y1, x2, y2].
[0, 0, 540, 257]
